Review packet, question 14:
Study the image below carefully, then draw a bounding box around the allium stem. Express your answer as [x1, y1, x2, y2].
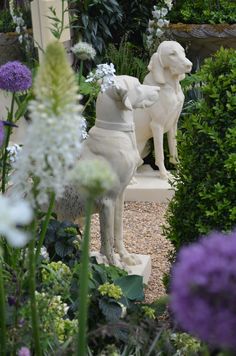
[79, 60, 84, 86]
[77, 197, 93, 356]
[0, 258, 6, 356]
[35, 191, 55, 264]
[1, 92, 15, 193]
[29, 221, 42, 356]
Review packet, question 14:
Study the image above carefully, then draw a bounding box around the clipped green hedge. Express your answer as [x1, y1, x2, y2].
[165, 48, 236, 250]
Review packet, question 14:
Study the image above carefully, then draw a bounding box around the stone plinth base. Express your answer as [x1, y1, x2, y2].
[91, 252, 152, 284]
[125, 166, 175, 203]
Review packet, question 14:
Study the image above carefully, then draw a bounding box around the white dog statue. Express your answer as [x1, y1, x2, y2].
[134, 41, 192, 179]
[54, 75, 159, 266]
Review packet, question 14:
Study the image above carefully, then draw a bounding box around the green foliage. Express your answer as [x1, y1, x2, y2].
[78, 75, 100, 129]
[170, 0, 236, 24]
[165, 48, 236, 250]
[105, 40, 148, 82]
[114, 275, 145, 302]
[117, 0, 156, 47]
[0, 10, 15, 33]
[43, 219, 82, 266]
[69, 0, 123, 55]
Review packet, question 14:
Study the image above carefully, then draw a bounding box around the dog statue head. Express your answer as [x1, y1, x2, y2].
[107, 75, 160, 110]
[148, 41, 192, 84]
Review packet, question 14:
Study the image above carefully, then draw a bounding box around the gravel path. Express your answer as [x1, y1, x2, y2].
[90, 201, 173, 303]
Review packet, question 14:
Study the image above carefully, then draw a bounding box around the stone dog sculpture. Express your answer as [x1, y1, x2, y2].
[134, 41, 192, 179]
[54, 76, 159, 266]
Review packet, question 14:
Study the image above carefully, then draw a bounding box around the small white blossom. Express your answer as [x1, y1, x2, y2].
[71, 41, 96, 61]
[156, 28, 164, 37]
[152, 9, 161, 19]
[157, 19, 165, 28]
[164, 19, 170, 26]
[0, 195, 33, 248]
[40, 246, 49, 260]
[86, 63, 116, 93]
[164, 0, 173, 10]
[161, 7, 169, 17]
[7, 144, 22, 163]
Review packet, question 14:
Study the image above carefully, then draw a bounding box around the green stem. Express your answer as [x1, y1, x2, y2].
[77, 197, 93, 356]
[79, 61, 84, 86]
[0, 258, 6, 356]
[1, 92, 15, 193]
[35, 191, 55, 265]
[29, 221, 42, 356]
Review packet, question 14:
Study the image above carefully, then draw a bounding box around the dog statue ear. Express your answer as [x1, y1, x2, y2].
[148, 52, 166, 84]
[111, 85, 133, 111]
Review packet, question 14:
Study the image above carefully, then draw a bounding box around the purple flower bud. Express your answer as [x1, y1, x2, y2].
[18, 318, 25, 328]
[18, 347, 31, 356]
[0, 61, 32, 92]
[170, 230, 236, 349]
[0, 121, 4, 147]
[8, 295, 16, 306]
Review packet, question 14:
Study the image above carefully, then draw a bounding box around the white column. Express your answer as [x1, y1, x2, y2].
[30, 0, 71, 62]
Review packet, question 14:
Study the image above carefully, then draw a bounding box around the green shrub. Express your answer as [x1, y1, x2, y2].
[165, 48, 236, 250]
[170, 0, 236, 24]
[0, 10, 15, 33]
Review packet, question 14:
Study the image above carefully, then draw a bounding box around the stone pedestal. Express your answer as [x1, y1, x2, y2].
[91, 252, 152, 284]
[125, 166, 175, 203]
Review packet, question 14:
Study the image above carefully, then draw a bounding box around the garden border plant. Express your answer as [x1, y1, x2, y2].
[164, 47, 236, 251]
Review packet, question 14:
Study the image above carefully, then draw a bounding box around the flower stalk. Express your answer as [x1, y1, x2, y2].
[1, 92, 15, 193]
[35, 191, 55, 264]
[0, 257, 6, 356]
[77, 197, 94, 356]
[28, 221, 42, 356]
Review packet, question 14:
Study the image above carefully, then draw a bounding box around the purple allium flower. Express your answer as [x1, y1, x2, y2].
[0, 121, 4, 147]
[0, 61, 32, 92]
[170, 230, 236, 349]
[18, 347, 31, 356]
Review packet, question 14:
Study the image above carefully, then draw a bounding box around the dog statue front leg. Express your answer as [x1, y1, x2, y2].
[150, 121, 169, 180]
[99, 198, 116, 265]
[114, 193, 141, 266]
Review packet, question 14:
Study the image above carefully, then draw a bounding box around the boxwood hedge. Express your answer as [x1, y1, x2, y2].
[165, 47, 236, 250]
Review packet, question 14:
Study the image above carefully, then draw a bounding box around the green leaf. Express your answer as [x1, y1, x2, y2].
[99, 298, 122, 322]
[114, 275, 144, 301]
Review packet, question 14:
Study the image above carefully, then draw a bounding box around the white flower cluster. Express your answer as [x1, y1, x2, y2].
[0, 195, 33, 248]
[11, 42, 86, 207]
[68, 159, 117, 198]
[146, 0, 173, 49]
[86, 63, 116, 92]
[71, 41, 96, 61]
[9, 1, 30, 49]
[12, 99, 85, 206]
[7, 144, 22, 163]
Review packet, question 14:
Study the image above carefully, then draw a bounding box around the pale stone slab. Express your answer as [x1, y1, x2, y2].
[125, 169, 175, 203]
[91, 252, 152, 285]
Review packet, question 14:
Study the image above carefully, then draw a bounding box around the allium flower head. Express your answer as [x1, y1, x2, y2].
[0, 121, 4, 147]
[170, 230, 236, 349]
[0, 195, 33, 248]
[71, 41, 96, 61]
[0, 61, 32, 92]
[12, 41, 86, 206]
[68, 159, 117, 198]
[18, 347, 31, 356]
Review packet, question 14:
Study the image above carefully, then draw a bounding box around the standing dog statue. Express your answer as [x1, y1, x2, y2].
[134, 41, 192, 179]
[54, 76, 159, 266]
